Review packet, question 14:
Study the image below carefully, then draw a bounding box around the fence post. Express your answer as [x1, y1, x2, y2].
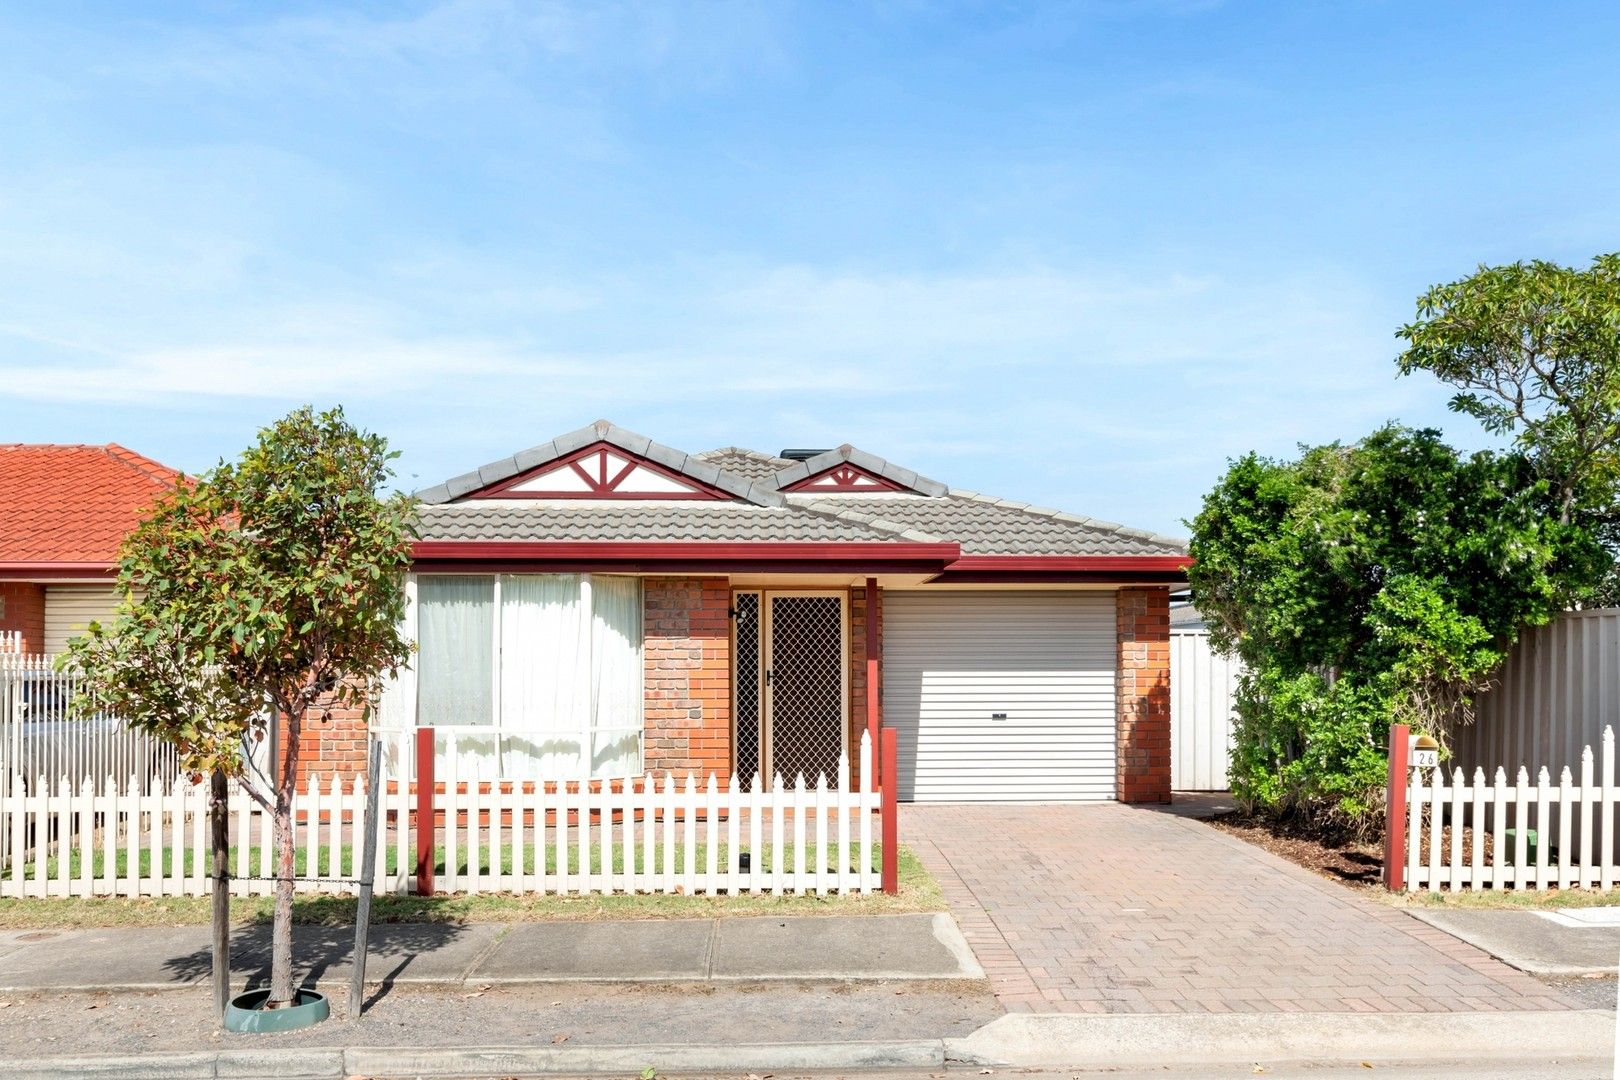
[1383, 723, 1409, 892]
[414, 727, 435, 897]
[880, 727, 898, 895]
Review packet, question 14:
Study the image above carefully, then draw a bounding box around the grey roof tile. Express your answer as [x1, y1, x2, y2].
[693, 448, 795, 485]
[414, 501, 909, 544]
[793, 490, 1188, 557]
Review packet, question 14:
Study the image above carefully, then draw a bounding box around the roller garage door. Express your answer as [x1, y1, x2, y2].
[883, 590, 1117, 802]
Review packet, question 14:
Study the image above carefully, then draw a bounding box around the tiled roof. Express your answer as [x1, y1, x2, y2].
[770, 445, 949, 496]
[414, 501, 916, 544]
[692, 447, 794, 485]
[417, 423, 1187, 558]
[791, 490, 1187, 556]
[418, 420, 785, 508]
[0, 444, 181, 566]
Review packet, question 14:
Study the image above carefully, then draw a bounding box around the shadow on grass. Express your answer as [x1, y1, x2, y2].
[160, 901, 472, 1010]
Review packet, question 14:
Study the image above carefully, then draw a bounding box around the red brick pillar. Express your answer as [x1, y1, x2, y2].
[0, 583, 46, 653]
[643, 578, 732, 778]
[1116, 586, 1171, 803]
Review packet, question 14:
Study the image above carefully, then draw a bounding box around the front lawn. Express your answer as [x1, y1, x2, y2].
[0, 843, 942, 928]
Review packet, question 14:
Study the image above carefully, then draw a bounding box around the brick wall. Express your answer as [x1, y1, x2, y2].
[849, 584, 879, 785]
[0, 583, 46, 653]
[286, 697, 369, 785]
[643, 577, 732, 777]
[1116, 586, 1171, 803]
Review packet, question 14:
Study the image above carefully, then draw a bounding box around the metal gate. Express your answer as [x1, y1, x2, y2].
[732, 591, 847, 787]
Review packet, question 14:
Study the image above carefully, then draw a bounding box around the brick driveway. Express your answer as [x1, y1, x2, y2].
[904, 803, 1576, 1015]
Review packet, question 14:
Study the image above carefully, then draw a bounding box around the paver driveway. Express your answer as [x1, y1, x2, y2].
[904, 803, 1576, 1015]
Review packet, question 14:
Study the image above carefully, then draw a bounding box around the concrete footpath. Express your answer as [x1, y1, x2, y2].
[0, 912, 984, 992]
[1410, 907, 1620, 976]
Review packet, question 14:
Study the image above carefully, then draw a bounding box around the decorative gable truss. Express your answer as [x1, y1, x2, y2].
[781, 462, 907, 493]
[474, 442, 729, 500]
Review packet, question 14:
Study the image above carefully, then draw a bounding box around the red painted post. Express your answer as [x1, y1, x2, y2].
[881, 727, 899, 895]
[415, 727, 435, 897]
[1383, 723, 1409, 893]
[865, 577, 881, 788]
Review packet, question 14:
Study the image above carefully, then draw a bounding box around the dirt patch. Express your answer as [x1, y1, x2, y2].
[1207, 812, 1384, 889]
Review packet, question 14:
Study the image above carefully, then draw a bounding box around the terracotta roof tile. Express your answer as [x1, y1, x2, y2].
[0, 444, 181, 566]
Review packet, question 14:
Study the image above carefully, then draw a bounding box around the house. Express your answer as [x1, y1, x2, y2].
[0, 444, 180, 654]
[366, 420, 1189, 803]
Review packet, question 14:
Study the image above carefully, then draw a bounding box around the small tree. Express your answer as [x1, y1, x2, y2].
[70, 406, 414, 1008]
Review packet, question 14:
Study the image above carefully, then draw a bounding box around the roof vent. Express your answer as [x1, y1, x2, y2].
[778, 448, 832, 461]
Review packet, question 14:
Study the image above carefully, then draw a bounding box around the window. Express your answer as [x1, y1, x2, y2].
[411, 574, 643, 780]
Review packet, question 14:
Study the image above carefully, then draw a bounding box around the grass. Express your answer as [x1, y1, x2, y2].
[0, 843, 942, 929]
[1387, 885, 1620, 910]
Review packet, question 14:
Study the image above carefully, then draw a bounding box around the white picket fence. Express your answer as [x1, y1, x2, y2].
[1405, 725, 1618, 892]
[0, 730, 883, 899]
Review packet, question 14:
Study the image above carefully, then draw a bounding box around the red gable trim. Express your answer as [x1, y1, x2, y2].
[781, 462, 907, 493]
[411, 540, 960, 574]
[467, 442, 731, 501]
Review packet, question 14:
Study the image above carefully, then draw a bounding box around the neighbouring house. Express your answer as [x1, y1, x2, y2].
[360, 420, 1189, 804]
[0, 444, 180, 654]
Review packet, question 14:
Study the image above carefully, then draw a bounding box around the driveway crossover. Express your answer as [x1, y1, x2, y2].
[904, 802, 1577, 1015]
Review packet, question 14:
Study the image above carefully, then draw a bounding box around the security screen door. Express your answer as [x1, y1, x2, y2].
[733, 591, 847, 788]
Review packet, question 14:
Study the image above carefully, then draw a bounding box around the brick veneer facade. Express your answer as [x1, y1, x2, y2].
[643, 577, 732, 778]
[1115, 586, 1171, 803]
[286, 698, 369, 784]
[0, 582, 46, 653]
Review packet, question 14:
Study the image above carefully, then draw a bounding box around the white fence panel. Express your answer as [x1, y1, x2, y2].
[0, 652, 182, 796]
[1406, 726, 1618, 892]
[1, 729, 882, 898]
[1170, 630, 1240, 791]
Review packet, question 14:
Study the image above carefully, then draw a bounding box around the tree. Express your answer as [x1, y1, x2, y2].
[1189, 426, 1605, 835]
[69, 406, 415, 1009]
[1397, 254, 1620, 527]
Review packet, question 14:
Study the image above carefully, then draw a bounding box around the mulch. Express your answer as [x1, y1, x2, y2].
[1207, 813, 1385, 888]
[1208, 812, 1493, 890]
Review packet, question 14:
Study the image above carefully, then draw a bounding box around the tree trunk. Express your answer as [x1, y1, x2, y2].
[210, 769, 231, 1020]
[268, 708, 301, 1008]
[269, 789, 295, 1007]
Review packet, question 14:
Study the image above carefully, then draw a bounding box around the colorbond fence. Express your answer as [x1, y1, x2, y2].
[0, 729, 887, 899]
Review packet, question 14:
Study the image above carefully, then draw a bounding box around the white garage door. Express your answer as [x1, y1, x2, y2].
[883, 590, 1116, 803]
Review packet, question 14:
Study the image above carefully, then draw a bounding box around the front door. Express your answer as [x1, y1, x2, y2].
[733, 591, 847, 787]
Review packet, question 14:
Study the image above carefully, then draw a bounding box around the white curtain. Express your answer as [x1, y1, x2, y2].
[416, 576, 494, 727]
[500, 574, 590, 779]
[589, 575, 644, 778]
[412, 573, 643, 781]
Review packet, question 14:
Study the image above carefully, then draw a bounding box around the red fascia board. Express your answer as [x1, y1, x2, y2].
[0, 562, 117, 581]
[927, 569, 1189, 585]
[944, 555, 1191, 573]
[927, 554, 1191, 585]
[409, 541, 961, 567]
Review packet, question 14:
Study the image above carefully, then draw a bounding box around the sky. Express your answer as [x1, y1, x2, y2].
[2, 1, 1618, 537]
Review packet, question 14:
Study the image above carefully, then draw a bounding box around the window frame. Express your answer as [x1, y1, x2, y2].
[400, 571, 644, 780]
